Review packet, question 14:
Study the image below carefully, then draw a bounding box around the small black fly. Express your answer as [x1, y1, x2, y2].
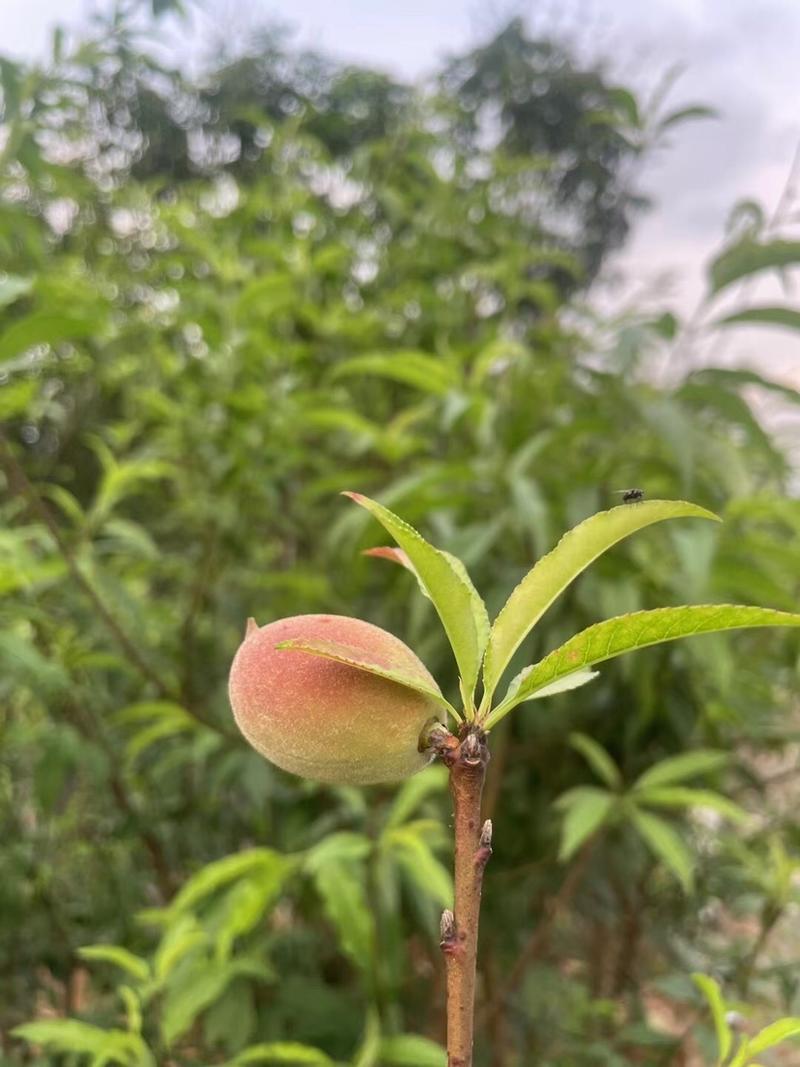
[615, 488, 645, 504]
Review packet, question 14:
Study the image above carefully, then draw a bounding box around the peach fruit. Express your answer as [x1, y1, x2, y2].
[228, 614, 443, 785]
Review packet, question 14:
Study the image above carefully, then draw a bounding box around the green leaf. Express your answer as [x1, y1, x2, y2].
[480, 500, 719, 709]
[0, 274, 32, 308]
[709, 238, 800, 294]
[11, 1020, 150, 1065]
[113, 700, 191, 728]
[554, 785, 609, 811]
[168, 849, 292, 916]
[12, 1020, 110, 1054]
[0, 378, 38, 418]
[484, 605, 800, 728]
[0, 310, 99, 363]
[331, 351, 457, 395]
[353, 1009, 381, 1067]
[124, 718, 195, 766]
[161, 968, 228, 1041]
[658, 104, 718, 131]
[713, 305, 800, 332]
[302, 407, 382, 445]
[384, 826, 453, 908]
[89, 451, 174, 524]
[691, 973, 732, 1064]
[344, 492, 489, 705]
[275, 636, 458, 720]
[500, 664, 598, 705]
[118, 985, 143, 1035]
[568, 732, 622, 789]
[636, 786, 747, 824]
[633, 751, 729, 789]
[687, 366, 800, 408]
[556, 787, 614, 859]
[378, 1034, 447, 1066]
[101, 518, 160, 560]
[630, 809, 694, 892]
[78, 944, 150, 982]
[235, 273, 298, 317]
[213, 876, 287, 961]
[306, 832, 372, 870]
[650, 311, 679, 340]
[384, 764, 449, 830]
[744, 1017, 800, 1057]
[607, 87, 640, 126]
[151, 916, 207, 981]
[227, 1042, 334, 1065]
[204, 982, 256, 1054]
[152, 0, 186, 15]
[0, 629, 70, 696]
[161, 958, 271, 1046]
[310, 859, 375, 971]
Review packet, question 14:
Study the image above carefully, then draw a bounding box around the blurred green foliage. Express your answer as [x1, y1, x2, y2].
[3, 4, 800, 1065]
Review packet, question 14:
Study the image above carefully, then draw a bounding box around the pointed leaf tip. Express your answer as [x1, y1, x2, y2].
[363, 546, 411, 564]
[631, 808, 695, 892]
[363, 546, 432, 601]
[343, 492, 489, 704]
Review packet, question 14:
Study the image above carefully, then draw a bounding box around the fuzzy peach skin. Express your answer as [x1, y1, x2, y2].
[228, 614, 443, 785]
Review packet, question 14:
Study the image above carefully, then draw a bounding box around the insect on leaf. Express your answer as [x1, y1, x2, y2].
[481, 500, 719, 710]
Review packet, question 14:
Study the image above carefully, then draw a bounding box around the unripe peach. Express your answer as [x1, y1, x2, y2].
[228, 614, 442, 785]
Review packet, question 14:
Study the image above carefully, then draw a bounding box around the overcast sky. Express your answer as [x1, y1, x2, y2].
[4, 0, 800, 383]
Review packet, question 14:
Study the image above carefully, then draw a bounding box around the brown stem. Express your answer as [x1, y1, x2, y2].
[439, 726, 491, 1067]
